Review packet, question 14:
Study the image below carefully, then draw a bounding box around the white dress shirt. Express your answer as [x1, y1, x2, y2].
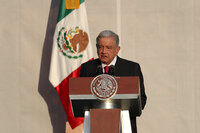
[101, 56, 117, 73]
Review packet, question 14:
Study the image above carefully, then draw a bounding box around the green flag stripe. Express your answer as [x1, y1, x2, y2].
[57, 0, 85, 22]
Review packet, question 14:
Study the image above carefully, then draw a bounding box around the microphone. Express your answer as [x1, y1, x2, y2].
[108, 65, 115, 76]
[96, 65, 103, 75]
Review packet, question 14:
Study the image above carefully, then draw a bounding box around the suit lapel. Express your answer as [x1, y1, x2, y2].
[114, 56, 122, 76]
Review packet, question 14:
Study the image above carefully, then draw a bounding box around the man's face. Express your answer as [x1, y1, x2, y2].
[97, 36, 120, 65]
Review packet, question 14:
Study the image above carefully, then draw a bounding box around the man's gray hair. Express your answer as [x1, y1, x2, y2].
[96, 30, 119, 47]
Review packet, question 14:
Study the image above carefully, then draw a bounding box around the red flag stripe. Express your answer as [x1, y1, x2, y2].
[55, 66, 84, 129]
[55, 58, 93, 128]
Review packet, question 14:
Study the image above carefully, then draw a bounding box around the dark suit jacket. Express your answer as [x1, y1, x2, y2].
[80, 56, 147, 133]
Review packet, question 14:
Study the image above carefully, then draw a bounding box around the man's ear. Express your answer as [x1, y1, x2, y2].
[116, 46, 120, 53]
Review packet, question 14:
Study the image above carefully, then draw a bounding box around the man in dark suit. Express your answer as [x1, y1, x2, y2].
[80, 30, 147, 132]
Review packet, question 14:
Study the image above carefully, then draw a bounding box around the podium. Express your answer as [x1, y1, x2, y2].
[69, 76, 141, 133]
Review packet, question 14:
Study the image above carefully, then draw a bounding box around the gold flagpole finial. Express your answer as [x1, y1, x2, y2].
[65, 0, 80, 9]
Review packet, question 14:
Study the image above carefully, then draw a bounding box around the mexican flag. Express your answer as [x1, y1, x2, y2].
[49, 0, 93, 129]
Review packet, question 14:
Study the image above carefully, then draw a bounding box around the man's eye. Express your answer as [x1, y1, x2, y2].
[107, 46, 112, 49]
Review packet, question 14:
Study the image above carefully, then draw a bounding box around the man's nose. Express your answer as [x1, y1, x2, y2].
[102, 47, 106, 53]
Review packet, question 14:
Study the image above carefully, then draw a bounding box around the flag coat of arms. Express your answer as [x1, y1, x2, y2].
[49, 0, 93, 129]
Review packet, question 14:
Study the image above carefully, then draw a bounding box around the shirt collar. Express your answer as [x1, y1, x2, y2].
[101, 56, 117, 73]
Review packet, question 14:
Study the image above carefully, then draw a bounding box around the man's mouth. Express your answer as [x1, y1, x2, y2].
[101, 55, 107, 58]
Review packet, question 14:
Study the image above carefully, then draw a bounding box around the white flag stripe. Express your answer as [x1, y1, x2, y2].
[49, 3, 93, 87]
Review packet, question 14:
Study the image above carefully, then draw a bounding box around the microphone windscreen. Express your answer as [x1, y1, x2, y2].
[96, 65, 103, 75]
[108, 65, 115, 76]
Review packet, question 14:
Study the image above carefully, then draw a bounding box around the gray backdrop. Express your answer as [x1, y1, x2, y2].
[0, 0, 199, 133]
